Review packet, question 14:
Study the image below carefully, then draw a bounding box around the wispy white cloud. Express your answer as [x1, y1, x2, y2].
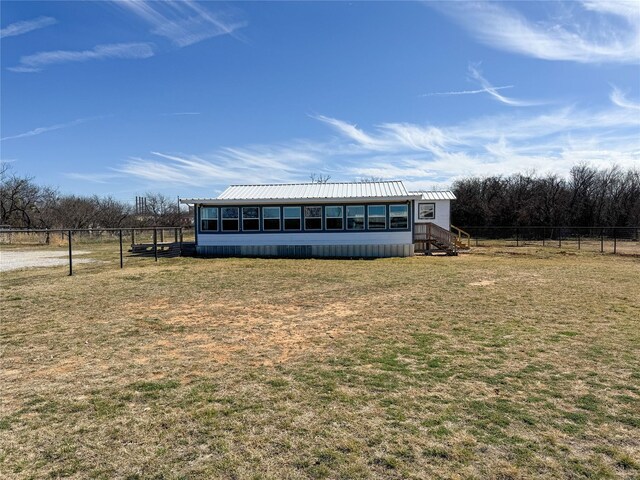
[311, 108, 640, 185]
[117, 0, 247, 47]
[75, 102, 639, 190]
[1, 117, 100, 142]
[422, 64, 540, 106]
[610, 86, 640, 110]
[421, 85, 513, 97]
[113, 143, 325, 187]
[467, 64, 541, 106]
[0, 16, 57, 39]
[431, 1, 640, 64]
[311, 114, 391, 151]
[64, 172, 123, 184]
[8, 42, 154, 73]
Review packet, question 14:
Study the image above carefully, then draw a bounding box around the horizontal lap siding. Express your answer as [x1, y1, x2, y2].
[197, 231, 412, 246]
[196, 244, 414, 258]
[414, 200, 451, 230]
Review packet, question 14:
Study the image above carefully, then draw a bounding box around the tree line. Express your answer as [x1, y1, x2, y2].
[451, 165, 640, 228]
[2, 163, 638, 229]
[1, 165, 189, 229]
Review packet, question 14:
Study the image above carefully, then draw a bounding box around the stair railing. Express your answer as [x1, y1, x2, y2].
[413, 222, 458, 253]
[450, 224, 471, 248]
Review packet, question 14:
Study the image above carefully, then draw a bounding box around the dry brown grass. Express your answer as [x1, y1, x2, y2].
[1, 245, 639, 479]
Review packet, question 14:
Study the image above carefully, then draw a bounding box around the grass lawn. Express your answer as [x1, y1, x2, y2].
[1, 246, 639, 479]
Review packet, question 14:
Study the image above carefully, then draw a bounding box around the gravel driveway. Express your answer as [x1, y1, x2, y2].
[0, 249, 97, 272]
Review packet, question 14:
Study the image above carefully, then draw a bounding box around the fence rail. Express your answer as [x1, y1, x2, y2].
[1, 227, 193, 275]
[459, 226, 639, 255]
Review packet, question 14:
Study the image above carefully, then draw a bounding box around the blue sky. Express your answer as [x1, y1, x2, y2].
[1, 1, 639, 200]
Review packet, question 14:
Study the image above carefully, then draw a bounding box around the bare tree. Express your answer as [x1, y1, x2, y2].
[309, 173, 331, 184]
[356, 176, 385, 183]
[0, 167, 50, 228]
[142, 192, 188, 226]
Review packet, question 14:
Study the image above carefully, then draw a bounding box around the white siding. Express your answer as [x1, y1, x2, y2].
[197, 231, 413, 247]
[414, 199, 451, 230]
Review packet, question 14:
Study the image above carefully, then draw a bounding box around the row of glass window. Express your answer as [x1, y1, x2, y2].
[200, 204, 409, 232]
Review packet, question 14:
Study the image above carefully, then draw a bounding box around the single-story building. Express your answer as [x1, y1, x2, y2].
[180, 181, 462, 258]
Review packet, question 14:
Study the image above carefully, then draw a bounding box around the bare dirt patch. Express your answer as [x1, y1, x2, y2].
[1, 249, 639, 479]
[0, 249, 96, 272]
[469, 279, 496, 286]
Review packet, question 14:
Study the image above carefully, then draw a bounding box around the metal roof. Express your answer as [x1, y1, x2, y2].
[410, 191, 457, 200]
[217, 181, 411, 200]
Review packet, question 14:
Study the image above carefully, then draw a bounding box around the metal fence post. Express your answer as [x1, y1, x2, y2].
[601, 229, 604, 253]
[613, 228, 617, 254]
[516, 227, 519, 247]
[154, 228, 158, 262]
[542, 227, 545, 247]
[119, 229, 124, 268]
[68, 229, 73, 276]
[131, 228, 135, 247]
[559, 230, 562, 248]
[578, 233, 581, 250]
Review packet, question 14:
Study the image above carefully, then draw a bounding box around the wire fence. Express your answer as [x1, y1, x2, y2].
[459, 226, 639, 255]
[0, 227, 195, 275]
[1, 225, 637, 277]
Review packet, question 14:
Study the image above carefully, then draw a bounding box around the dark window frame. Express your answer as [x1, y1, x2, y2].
[418, 202, 436, 220]
[325, 205, 344, 230]
[283, 206, 302, 231]
[346, 205, 365, 231]
[200, 206, 219, 232]
[304, 206, 323, 231]
[389, 204, 409, 229]
[242, 206, 260, 231]
[367, 205, 386, 230]
[262, 206, 281, 231]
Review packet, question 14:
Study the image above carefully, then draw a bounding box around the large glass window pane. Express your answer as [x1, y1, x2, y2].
[242, 207, 259, 231]
[200, 207, 218, 231]
[221, 207, 239, 231]
[284, 206, 301, 230]
[389, 204, 408, 229]
[368, 205, 386, 230]
[263, 207, 280, 231]
[346, 205, 365, 230]
[304, 206, 322, 230]
[325, 206, 343, 230]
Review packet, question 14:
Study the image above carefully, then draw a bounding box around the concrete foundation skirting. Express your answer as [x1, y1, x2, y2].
[196, 244, 414, 258]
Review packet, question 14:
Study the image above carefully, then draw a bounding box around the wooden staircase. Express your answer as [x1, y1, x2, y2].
[414, 223, 471, 256]
[450, 224, 471, 250]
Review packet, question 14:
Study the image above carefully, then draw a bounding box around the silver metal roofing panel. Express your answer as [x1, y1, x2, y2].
[217, 181, 411, 200]
[410, 191, 457, 200]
